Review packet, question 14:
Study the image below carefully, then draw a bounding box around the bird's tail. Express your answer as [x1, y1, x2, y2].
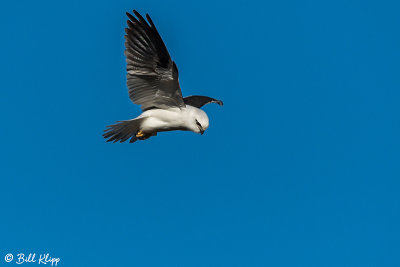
[103, 118, 145, 143]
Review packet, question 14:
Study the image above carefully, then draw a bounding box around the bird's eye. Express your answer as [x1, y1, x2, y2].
[195, 120, 202, 127]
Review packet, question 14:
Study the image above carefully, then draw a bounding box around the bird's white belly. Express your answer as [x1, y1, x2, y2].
[139, 108, 188, 133]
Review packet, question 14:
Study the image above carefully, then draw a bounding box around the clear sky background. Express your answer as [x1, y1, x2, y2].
[1, 0, 399, 266]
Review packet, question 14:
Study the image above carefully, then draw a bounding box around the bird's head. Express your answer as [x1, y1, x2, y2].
[187, 107, 209, 135]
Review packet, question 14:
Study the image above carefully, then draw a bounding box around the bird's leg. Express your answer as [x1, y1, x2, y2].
[136, 131, 145, 138]
[136, 131, 153, 140]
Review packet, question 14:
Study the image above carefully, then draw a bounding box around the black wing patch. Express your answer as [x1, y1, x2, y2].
[183, 95, 223, 108]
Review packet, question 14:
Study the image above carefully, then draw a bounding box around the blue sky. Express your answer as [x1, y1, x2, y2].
[1, 0, 399, 266]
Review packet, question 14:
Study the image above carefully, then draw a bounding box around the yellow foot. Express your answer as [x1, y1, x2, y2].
[136, 131, 145, 138]
[136, 131, 152, 140]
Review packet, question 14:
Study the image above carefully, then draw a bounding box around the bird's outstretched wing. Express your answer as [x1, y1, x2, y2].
[125, 10, 185, 111]
[183, 95, 223, 108]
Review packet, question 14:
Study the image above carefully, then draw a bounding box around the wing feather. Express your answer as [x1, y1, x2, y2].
[125, 10, 185, 111]
[183, 95, 223, 108]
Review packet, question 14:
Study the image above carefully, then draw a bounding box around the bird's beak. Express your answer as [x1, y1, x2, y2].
[200, 128, 204, 135]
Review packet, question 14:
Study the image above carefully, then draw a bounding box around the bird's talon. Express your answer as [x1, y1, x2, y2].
[136, 131, 145, 138]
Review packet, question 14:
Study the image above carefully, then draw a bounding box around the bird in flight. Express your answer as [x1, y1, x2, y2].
[103, 10, 223, 143]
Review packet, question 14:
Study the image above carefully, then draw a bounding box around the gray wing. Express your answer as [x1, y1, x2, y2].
[183, 95, 223, 108]
[125, 10, 185, 111]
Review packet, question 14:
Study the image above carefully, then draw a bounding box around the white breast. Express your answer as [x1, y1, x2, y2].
[138, 105, 208, 134]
